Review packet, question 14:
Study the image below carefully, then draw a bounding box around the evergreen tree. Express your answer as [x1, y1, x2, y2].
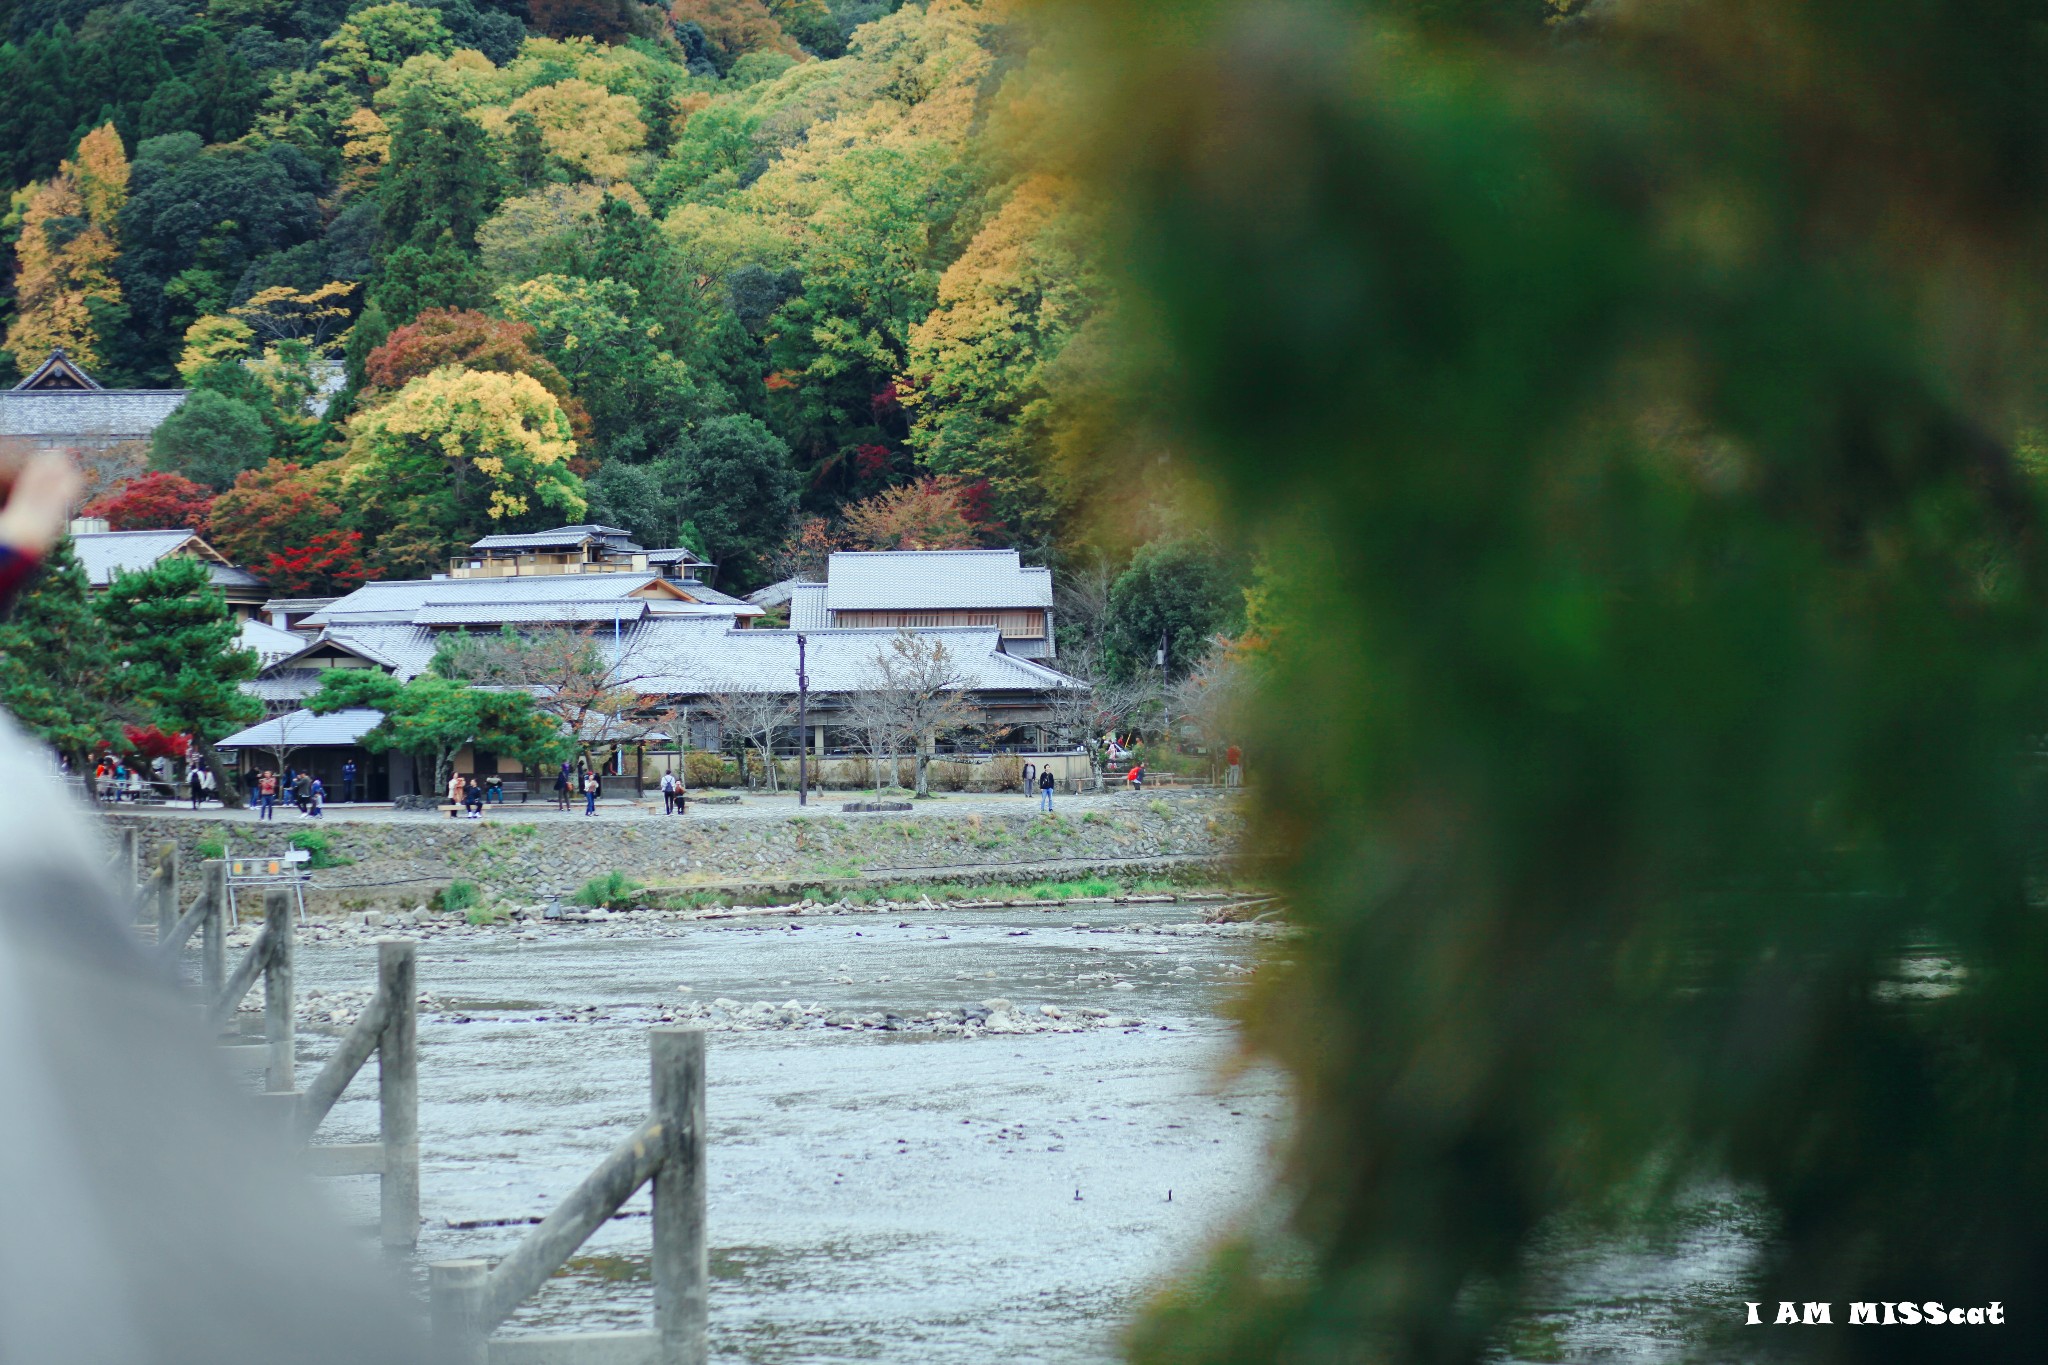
[0, 537, 125, 767]
[96, 556, 259, 806]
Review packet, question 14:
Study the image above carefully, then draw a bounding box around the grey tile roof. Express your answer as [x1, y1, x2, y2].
[241, 668, 325, 702]
[210, 563, 269, 591]
[71, 530, 203, 586]
[823, 550, 1053, 611]
[643, 547, 709, 565]
[0, 389, 187, 438]
[788, 582, 829, 630]
[664, 581, 749, 608]
[412, 600, 652, 626]
[276, 625, 442, 680]
[305, 572, 682, 626]
[746, 576, 810, 608]
[261, 597, 338, 613]
[618, 619, 1084, 696]
[239, 618, 309, 664]
[216, 708, 383, 749]
[469, 525, 640, 551]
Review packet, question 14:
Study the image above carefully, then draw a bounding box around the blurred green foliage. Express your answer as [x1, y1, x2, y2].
[1051, 0, 2048, 1361]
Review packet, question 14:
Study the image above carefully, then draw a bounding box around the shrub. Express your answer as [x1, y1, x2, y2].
[682, 751, 734, 787]
[195, 831, 227, 860]
[288, 829, 352, 868]
[574, 870, 642, 909]
[986, 753, 1024, 791]
[930, 760, 970, 791]
[433, 879, 482, 914]
[1148, 798, 1172, 818]
[465, 904, 511, 925]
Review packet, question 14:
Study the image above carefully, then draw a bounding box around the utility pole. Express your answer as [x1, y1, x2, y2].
[1157, 627, 1170, 743]
[796, 633, 809, 807]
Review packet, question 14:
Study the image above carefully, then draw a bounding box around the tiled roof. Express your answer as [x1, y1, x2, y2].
[412, 600, 651, 626]
[469, 524, 639, 551]
[239, 618, 308, 664]
[71, 529, 202, 586]
[216, 708, 383, 749]
[618, 619, 1083, 696]
[276, 625, 442, 680]
[823, 550, 1053, 611]
[241, 668, 325, 702]
[664, 581, 750, 608]
[643, 547, 709, 565]
[788, 582, 829, 630]
[0, 389, 187, 437]
[305, 572, 681, 626]
[746, 576, 809, 608]
[261, 597, 338, 613]
[210, 563, 269, 591]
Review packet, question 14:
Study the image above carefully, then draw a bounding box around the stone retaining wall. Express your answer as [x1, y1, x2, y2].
[103, 798, 1242, 914]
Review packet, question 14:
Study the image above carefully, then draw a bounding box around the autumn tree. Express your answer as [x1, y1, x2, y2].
[864, 628, 975, 798]
[80, 471, 215, 531]
[477, 80, 646, 182]
[362, 308, 588, 436]
[4, 123, 128, 370]
[206, 461, 344, 569]
[261, 531, 371, 597]
[842, 475, 984, 551]
[668, 0, 802, 71]
[341, 366, 585, 575]
[902, 174, 1103, 546]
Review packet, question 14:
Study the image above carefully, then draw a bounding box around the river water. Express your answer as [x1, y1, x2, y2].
[284, 903, 1285, 1364]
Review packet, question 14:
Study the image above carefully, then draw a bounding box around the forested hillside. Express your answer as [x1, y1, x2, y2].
[0, 0, 1242, 668]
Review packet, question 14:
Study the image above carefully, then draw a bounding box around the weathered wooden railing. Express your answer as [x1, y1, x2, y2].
[147, 878, 420, 1249]
[295, 935, 420, 1248]
[430, 1029, 706, 1365]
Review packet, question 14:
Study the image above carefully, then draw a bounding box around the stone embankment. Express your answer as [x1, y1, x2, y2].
[109, 797, 1241, 912]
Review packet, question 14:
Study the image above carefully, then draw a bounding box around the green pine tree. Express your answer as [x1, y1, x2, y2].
[96, 556, 260, 806]
[0, 537, 127, 768]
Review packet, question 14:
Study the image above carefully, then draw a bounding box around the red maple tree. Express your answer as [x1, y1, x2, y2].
[262, 529, 371, 596]
[122, 724, 190, 762]
[81, 471, 216, 531]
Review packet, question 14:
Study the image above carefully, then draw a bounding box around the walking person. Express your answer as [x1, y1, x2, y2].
[201, 765, 216, 806]
[257, 770, 277, 821]
[341, 758, 357, 804]
[1128, 761, 1145, 793]
[292, 769, 312, 814]
[189, 764, 205, 810]
[583, 771, 600, 816]
[554, 761, 572, 812]
[1225, 743, 1242, 789]
[661, 768, 677, 815]
[1038, 765, 1057, 812]
[307, 776, 325, 820]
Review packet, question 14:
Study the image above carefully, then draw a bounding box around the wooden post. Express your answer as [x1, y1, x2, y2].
[120, 827, 138, 897]
[202, 861, 226, 1002]
[378, 937, 420, 1249]
[651, 1028, 707, 1365]
[263, 888, 295, 1093]
[155, 841, 177, 942]
[430, 1260, 492, 1365]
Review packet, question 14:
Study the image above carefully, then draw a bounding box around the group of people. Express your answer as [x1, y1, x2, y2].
[253, 768, 325, 821]
[552, 761, 604, 816]
[446, 771, 506, 818]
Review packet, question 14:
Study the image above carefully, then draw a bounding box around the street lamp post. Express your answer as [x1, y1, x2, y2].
[796, 633, 809, 807]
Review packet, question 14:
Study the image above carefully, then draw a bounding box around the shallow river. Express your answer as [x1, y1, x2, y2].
[284, 903, 1284, 1364]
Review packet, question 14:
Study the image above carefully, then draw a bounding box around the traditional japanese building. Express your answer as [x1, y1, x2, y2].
[0, 349, 187, 452]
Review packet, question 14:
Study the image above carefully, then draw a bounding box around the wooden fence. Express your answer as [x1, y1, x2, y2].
[431, 1029, 706, 1365]
[124, 839, 421, 1249]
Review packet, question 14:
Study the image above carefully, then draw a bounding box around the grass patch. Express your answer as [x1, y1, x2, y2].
[1147, 799, 1172, 818]
[288, 829, 353, 868]
[1081, 811, 1109, 825]
[195, 830, 226, 860]
[465, 904, 511, 925]
[432, 880, 482, 915]
[574, 870, 643, 909]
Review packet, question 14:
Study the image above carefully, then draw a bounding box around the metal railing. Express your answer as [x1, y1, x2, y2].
[430, 1029, 706, 1365]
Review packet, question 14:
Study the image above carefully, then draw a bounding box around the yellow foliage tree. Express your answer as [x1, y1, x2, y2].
[477, 79, 646, 182]
[4, 123, 128, 371]
[343, 366, 584, 564]
[177, 316, 258, 382]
